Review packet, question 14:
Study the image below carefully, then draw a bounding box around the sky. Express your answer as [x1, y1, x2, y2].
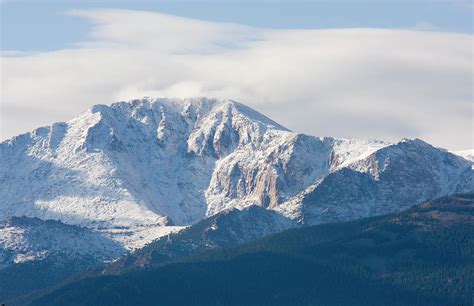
[1, 0, 473, 150]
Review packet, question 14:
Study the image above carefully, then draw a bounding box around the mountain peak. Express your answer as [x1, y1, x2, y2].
[1, 97, 472, 249]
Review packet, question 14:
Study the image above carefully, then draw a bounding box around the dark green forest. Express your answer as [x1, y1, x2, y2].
[13, 194, 474, 305]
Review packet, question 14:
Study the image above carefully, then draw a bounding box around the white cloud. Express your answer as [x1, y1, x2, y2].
[1, 9, 472, 150]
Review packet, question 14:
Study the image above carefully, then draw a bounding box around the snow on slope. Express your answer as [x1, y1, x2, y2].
[330, 138, 390, 170]
[0, 217, 126, 269]
[302, 139, 472, 224]
[1, 98, 471, 249]
[1, 98, 294, 248]
[452, 149, 474, 168]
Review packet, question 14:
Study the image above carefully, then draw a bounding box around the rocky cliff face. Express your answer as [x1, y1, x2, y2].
[1, 97, 471, 248]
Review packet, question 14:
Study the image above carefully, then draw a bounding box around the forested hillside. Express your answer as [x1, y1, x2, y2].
[25, 194, 474, 306]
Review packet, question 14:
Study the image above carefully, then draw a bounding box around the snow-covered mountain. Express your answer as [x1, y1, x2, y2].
[1, 97, 472, 248]
[0, 217, 125, 269]
[302, 140, 472, 224]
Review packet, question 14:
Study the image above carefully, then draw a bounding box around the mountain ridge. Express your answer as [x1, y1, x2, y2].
[1, 97, 471, 248]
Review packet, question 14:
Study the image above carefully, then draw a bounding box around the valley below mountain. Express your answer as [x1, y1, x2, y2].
[1, 97, 472, 305]
[13, 194, 474, 306]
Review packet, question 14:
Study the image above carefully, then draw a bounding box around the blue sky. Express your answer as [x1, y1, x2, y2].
[1, 1, 473, 149]
[2, 0, 472, 52]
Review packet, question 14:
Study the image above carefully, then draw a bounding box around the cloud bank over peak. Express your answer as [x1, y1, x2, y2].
[1, 9, 472, 149]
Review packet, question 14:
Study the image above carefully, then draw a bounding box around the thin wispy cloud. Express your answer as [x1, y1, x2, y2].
[1, 9, 472, 149]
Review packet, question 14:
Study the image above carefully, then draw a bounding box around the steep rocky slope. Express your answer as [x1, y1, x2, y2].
[1, 98, 471, 248]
